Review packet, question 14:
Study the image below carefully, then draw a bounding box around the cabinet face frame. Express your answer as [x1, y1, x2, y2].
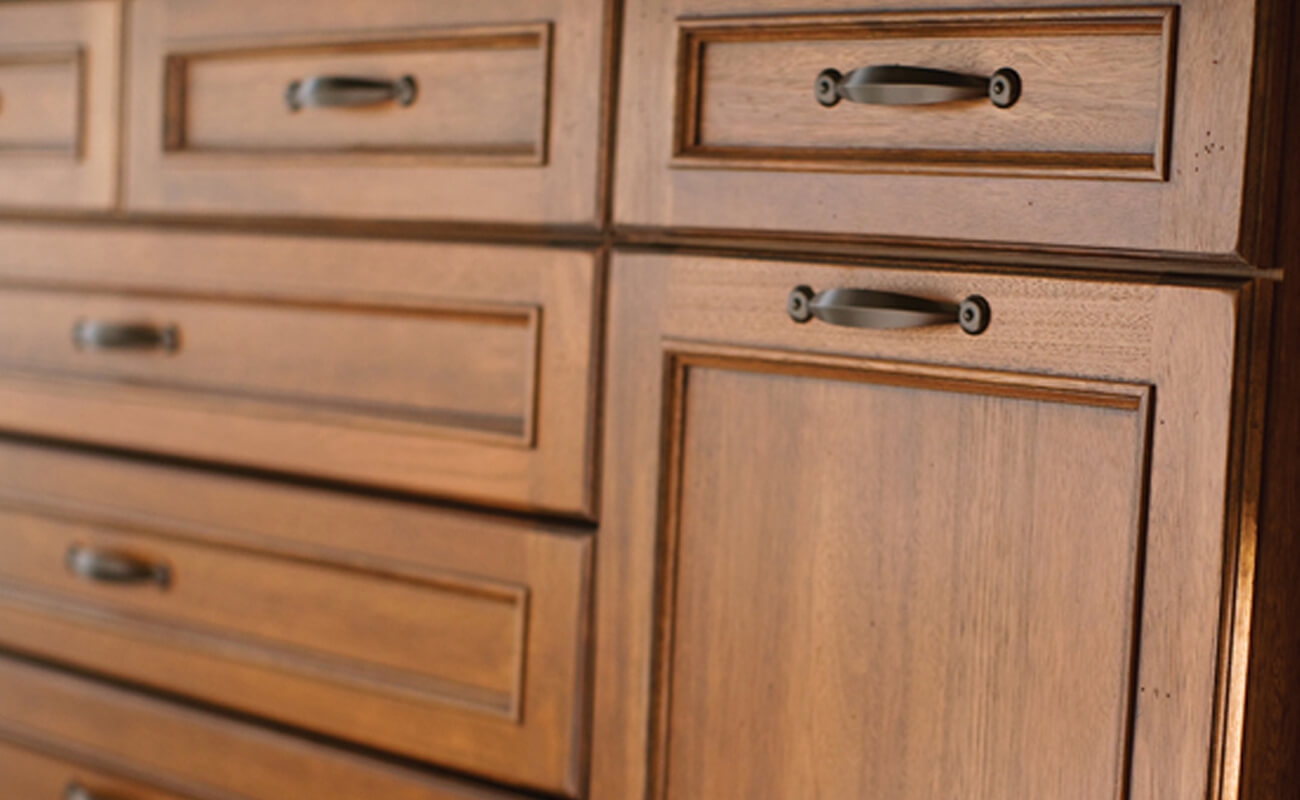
[590, 253, 1260, 800]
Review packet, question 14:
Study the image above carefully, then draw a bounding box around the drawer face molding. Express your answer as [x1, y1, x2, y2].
[162, 23, 552, 164]
[0, 48, 85, 157]
[674, 7, 1176, 179]
[0, 287, 543, 446]
[0, 439, 592, 795]
[0, 0, 121, 210]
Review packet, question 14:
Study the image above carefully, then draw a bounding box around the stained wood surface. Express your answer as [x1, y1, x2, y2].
[0, 224, 601, 516]
[0, 0, 121, 210]
[0, 437, 591, 795]
[615, 0, 1269, 260]
[591, 253, 1247, 800]
[0, 655, 531, 800]
[126, 0, 611, 224]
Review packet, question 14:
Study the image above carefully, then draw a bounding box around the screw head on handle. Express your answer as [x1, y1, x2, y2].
[814, 69, 843, 107]
[958, 295, 991, 335]
[788, 285, 816, 323]
[988, 68, 1021, 108]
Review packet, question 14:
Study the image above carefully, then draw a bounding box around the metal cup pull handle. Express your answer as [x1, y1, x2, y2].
[285, 74, 418, 111]
[788, 286, 991, 336]
[815, 65, 1021, 108]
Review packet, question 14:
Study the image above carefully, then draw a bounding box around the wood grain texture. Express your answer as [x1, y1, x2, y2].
[656, 351, 1150, 799]
[615, 0, 1272, 261]
[0, 437, 591, 796]
[675, 7, 1175, 179]
[0, 0, 120, 210]
[0, 655, 531, 800]
[125, 0, 608, 224]
[590, 253, 1247, 800]
[0, 224, 600, 516]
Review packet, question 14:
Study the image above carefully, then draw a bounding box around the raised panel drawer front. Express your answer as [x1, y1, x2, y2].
[616, 0, 1272, 261]
[126, 0, 609, 223]
[0, 657, 540, 800]
[0, 224, 599, 516]
[591, 254, 1255, 799]
[0, 439, 591, 795]
[0, 0, 121, 210]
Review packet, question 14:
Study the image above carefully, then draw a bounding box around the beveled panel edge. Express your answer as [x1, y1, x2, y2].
[159, 21, 554, 166]
[0, 279, 543, 448]
[0, 492, 532, 721]
[671, 5, 1177, 181]
[646, 340, 1155, 800]
[0, 46, 86, 159]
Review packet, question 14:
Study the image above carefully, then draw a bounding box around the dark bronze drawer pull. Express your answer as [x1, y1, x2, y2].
[65, 544, 171, 588]
[285, 74, 418, 111]
[72, 320, 179, 353]
[815, 65, 1021, 108]
[788, 286, 990, 335]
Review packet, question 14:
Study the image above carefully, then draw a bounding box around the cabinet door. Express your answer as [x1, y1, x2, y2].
[592, 254, 1253, 800]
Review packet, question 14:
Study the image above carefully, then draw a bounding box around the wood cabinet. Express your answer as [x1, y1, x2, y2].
[0, 0, 1297, 797]
[591, 254, 1257, 799]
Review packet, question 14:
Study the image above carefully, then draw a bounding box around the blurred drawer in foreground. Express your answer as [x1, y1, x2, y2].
[0, 224, 600, 516]
[0, 438, 590, 795]
[0, 655, 536, 800]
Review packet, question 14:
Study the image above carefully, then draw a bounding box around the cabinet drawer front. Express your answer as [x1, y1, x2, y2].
[592, 254, 1249, 799]
[0, 1, 121, 210]
[127, 0, 609, 223]
[0, 225, 599, 516]
[0, 657, 533, 800]
[618, 0, 1266, 260]
[0, 440, 590, 795]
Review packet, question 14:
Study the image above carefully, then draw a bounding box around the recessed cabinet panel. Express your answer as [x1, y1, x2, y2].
[127, 0, 609, 223]
[663, 355, 1147, 798]
[592, 254, 1247, 800]
[0, 0, 121, 209]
